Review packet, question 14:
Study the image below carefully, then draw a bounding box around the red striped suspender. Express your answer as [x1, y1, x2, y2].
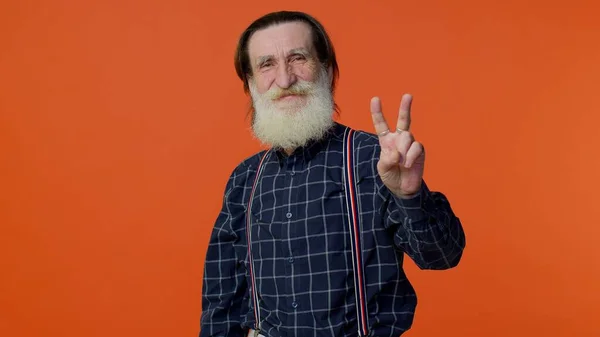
[245, 127, 369, 337]
[246, 150, 270, 337]
[342, 128, 369, 337]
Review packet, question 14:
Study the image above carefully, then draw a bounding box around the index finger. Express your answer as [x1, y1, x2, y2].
[370, 97, 390, 136]
[396, 93, 413, 131]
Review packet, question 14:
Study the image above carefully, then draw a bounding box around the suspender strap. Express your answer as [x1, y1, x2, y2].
[246, 150, 270, 336]
[343, 128, 369, 337]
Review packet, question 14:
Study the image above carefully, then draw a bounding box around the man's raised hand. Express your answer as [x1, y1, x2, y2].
[370, 94, 425, 198]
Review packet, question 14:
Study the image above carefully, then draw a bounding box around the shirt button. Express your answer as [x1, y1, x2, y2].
[290, 171, 295, 176]
[286, 212, 292, 219]
[288, 257, 294, 263]
[292, 301, 298, 309]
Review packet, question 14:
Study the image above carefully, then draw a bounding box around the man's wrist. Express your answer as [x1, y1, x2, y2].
[389, 182, 430, 222]
[394, 190, 421, 200]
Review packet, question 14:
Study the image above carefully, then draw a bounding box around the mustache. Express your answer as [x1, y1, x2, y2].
[265, 81, 313, 100]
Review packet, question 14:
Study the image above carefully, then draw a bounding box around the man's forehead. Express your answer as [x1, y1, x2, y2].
[248, 21, 314, 59]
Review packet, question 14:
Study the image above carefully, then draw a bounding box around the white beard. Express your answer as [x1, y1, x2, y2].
[249, 66, 335, 150]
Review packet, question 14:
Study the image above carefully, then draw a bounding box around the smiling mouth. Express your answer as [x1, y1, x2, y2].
[275, 93, 303, 101]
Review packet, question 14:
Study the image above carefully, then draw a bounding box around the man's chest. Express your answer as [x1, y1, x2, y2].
[248, 163, 349, 253]
[251, 163, 346, 220]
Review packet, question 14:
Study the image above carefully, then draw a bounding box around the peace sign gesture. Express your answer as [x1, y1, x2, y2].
[370, 94, 425, 198]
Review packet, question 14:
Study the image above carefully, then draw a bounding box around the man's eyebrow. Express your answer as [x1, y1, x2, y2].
[288, 48, 311, 57]
[255, 55, 273, 67]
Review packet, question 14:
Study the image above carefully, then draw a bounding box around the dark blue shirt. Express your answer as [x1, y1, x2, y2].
[200, 123, 466, 337]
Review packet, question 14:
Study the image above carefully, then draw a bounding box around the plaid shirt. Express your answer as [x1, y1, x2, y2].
[200, 123, 466, 337]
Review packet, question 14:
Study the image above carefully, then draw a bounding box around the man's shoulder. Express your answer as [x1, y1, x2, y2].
[333, 123, 376, 142]
[334, 124, 381, 168]
[230, 150, 269, 175]
[219, 150, 269, 196]
[340, 124, 380, 153]
[353, 128, 379, 146]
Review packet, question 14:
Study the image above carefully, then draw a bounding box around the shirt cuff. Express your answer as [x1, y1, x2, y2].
[390, 182, 431, 222]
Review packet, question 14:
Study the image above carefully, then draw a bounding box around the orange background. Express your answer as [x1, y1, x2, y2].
[1, 1, 599, 336]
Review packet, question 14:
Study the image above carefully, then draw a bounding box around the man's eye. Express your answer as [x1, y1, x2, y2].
[260, 62, 272, 68]
[290, 55, 305, 61]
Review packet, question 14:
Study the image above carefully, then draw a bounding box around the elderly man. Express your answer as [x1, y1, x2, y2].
[200, 10, 466, 337]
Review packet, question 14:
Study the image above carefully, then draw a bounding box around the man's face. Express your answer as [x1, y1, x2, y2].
[246, 21, 335, 150]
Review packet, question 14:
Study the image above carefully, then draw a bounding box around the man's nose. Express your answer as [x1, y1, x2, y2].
[274, 64, 297, 89]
